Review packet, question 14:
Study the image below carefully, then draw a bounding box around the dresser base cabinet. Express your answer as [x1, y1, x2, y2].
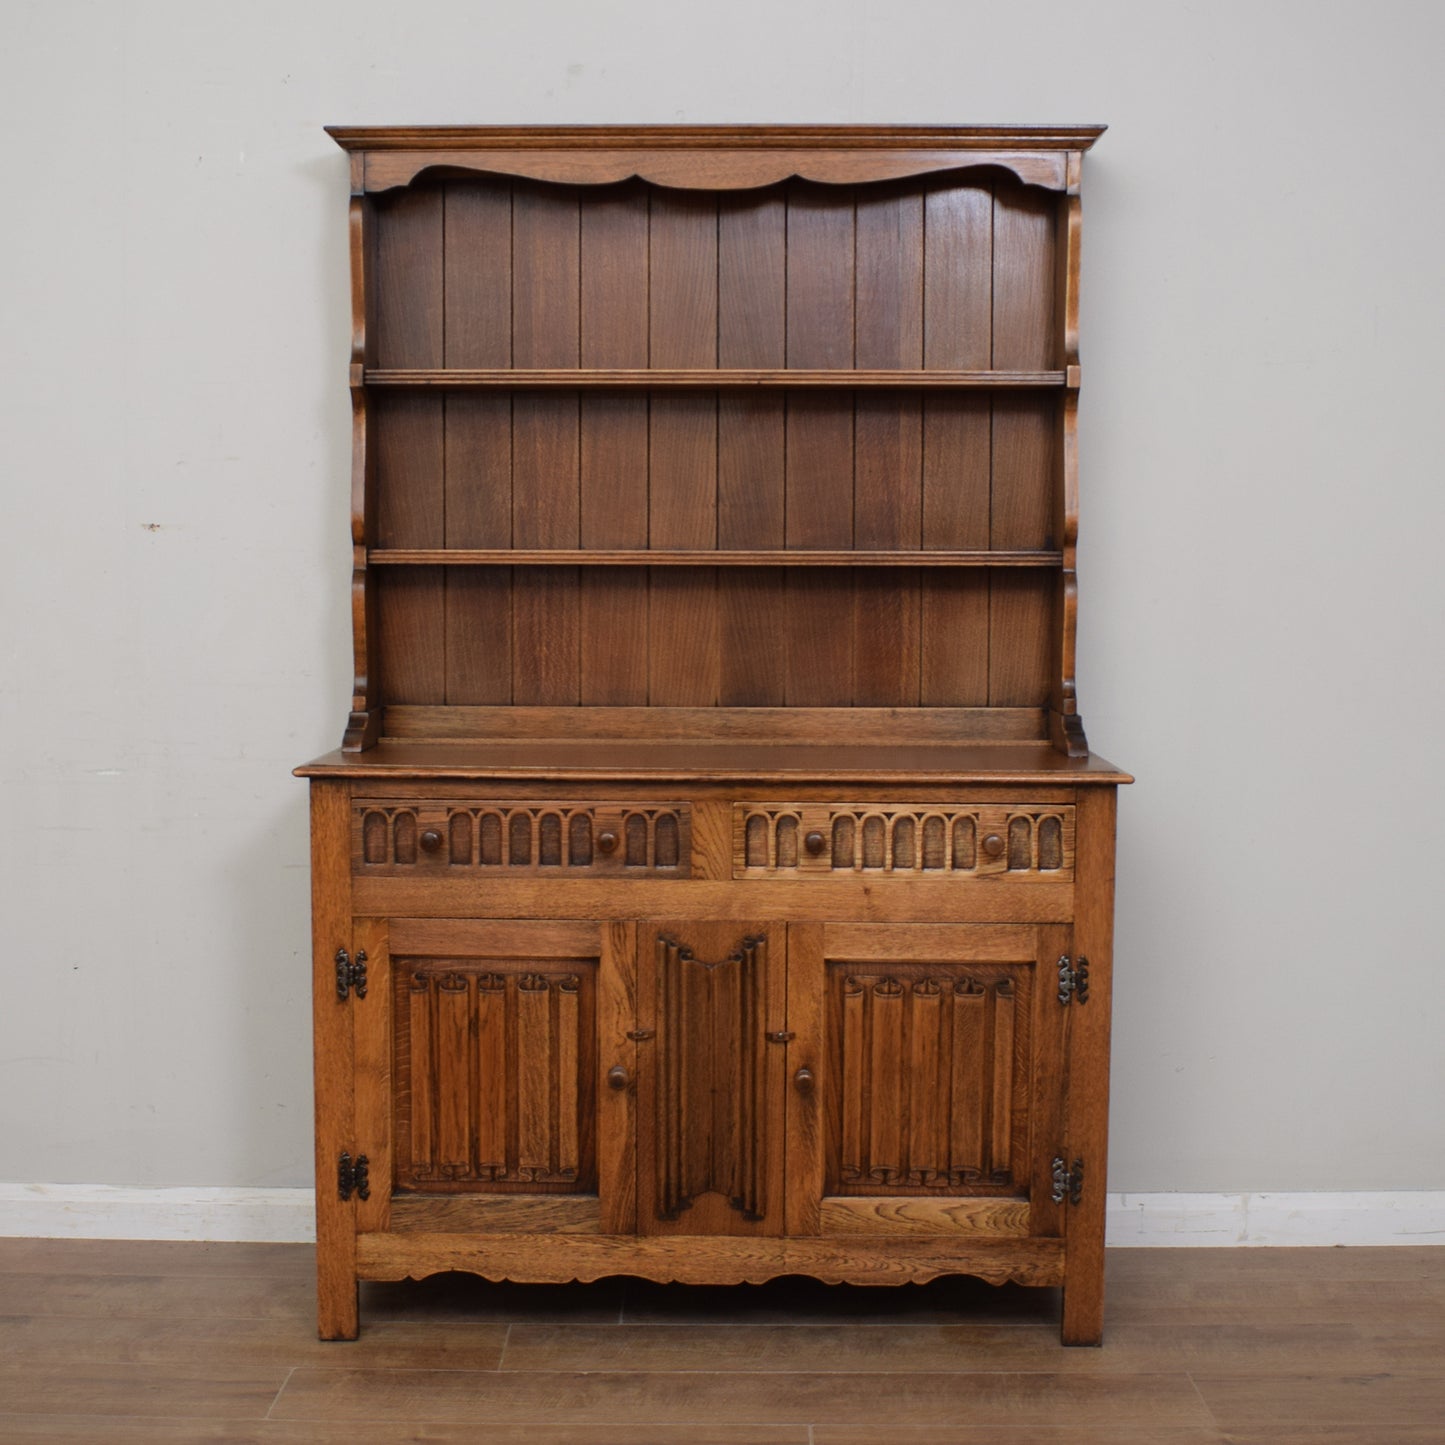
[304, 772, 1121, 1345]
[301, 124, 1128, 1345]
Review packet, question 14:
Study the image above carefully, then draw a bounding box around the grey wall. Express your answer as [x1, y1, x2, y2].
[2, 0, 1442, 1193]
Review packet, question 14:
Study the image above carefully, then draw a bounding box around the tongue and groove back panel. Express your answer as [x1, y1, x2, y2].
[365, 175, 1062, 724]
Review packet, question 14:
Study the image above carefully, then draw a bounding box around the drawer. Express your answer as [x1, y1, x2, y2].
[354, 800, 692, 878]
[732, 802, 1074, 880]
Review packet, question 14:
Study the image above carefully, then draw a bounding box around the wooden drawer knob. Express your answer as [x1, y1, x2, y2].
[597, 830, 618, 854]
[793, 1067, 815, 1095]
[804, 831, 827, 857]
[983, 833, 1005, 858]
[607, 1065, 630, 1091]
[419, 829, 444, 854]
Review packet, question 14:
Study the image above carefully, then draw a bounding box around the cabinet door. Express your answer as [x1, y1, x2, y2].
[786, 923, 1069, 1240]
[368, 918, 636, 1235]
[635, 922, 787, 1236]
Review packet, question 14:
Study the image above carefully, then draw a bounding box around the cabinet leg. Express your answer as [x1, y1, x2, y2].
[1060, 1261, 1105, 1346]
[316, 1247, 359, 1340]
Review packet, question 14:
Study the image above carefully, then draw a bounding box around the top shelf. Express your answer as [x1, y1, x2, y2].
[363, 368, 1071, 390]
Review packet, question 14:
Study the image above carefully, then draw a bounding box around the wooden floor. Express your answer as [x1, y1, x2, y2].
[0, 1241, 1442, 1442]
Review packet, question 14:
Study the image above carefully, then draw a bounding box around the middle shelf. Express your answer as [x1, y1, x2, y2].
[363, 368, 1071, 389]
[367, 549, 1065, 568]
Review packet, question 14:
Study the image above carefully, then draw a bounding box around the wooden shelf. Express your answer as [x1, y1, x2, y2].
[367, 548, 1065, 568]
[363, 368, 1069, 390]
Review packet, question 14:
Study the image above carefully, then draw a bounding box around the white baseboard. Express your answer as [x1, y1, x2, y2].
[1107, 1191, 1445, 1247]
[0, 1184, 315, 1243]
[1, 1185, 1441, 1247]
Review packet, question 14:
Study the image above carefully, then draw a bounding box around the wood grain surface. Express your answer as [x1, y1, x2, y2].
[4, 1240, 1443, 1441]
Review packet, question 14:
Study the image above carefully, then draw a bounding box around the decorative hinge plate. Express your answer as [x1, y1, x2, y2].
[335, 947, 368, 1001]
[765, 1030, 796, 1044]
[338, 1150, 370, 1202]
[1057, 954, 1089, 1006]
[625, 1029, 656, 1041]
[1050, 1155, 1084, 1206]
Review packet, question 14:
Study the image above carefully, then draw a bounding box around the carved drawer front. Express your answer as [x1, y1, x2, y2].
[733, 803, 1073, 879]
[354, 801, 691, 878]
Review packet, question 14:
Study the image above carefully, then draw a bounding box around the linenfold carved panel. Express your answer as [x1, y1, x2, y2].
[827, 962, 1031, 1196]
[355, 801, 690, 877]
[734, 803, 1073, 878]
[394, 959, 596, 1193]
[655, 934, 768, 1223]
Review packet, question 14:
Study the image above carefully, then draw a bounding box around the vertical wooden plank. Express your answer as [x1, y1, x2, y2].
[475, 974, 507, 1178]
[950, 983, 986, 1179]
[598, 921, 637, 1234]
[990, 181, 1060, 710]
[310, 782, 356, 1340]
[371, 187, 443, 368]
[351, 918, 391, 1237]
[785, 182, 854, 705]
[634, 928, 661, 1232]
[853, 184, 923, 706]
[921, 180, 993, 709]
[787, 181, 855, 369]
[442, 181, 513, 705]
[372, 390, 446, 706]
[511, 383, 579, 542]
[512, 181, 581, 367]
[516, 977, 552, 1175]
[992, 183, 1059, 370]
[856, 183, 924, 365]
[838, 976, 855, 1190]
[374, 398, 444, 551]
[512, 183, 580, 704]
[905, 982, 942, 1185]
[990, 981, 1016, 1174]
[434, 975, 472, 1175]
[445, 565, 512, 705]
[718, 192, 787, 704]
[923, 180, 992, 368]
[1063, 795, 1118, 1345]
[555, 977, 581, 1180]
[443, 180, 511, 367]
[442, 179, 513, 703]
[649, 192, 720, 705]
[869, 981, 903, 1183]
[579, 183, 649, 703]
[988, 571, 1055, 707]
[401, 972, 431, 1182]
[377, 573, 446, 705]
[785, 924, 824, 1235]
[991, 394, 1057, 550]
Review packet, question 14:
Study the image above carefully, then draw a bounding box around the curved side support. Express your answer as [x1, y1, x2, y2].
[362, 149, 1069, 195]
[343, 190, 381, 752]
[1050, 156, 1089, 758]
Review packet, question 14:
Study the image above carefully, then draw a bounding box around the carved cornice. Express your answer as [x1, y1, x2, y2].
[327, 125, 1106, 194]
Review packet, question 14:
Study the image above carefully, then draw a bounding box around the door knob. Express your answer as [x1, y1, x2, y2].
[793, 1067, 814, 1095]
[607, 1065, 630, 1091]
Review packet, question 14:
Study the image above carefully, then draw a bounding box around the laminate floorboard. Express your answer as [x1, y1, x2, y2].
[0, 1240, 1440, 1443]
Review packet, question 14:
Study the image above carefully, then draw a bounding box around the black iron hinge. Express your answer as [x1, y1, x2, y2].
[1056, 954, 1089, 1006]
[335, 947, 368, 1001]
[338, 1151, 370, 1202]
[1050, 1155, 1085, 1206]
